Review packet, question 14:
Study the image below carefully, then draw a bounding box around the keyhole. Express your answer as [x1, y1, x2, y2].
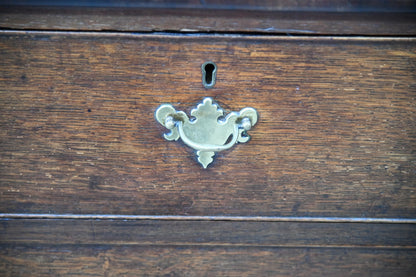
[202, 62, 217, 88]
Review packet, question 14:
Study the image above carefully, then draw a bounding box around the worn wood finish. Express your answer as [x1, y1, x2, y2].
[1, 219, 416, 247]
[0, 245, 415, 277]
[1, 2, 416, 273]
[1, 31, 415, 217]
[1, 7, 416, 35]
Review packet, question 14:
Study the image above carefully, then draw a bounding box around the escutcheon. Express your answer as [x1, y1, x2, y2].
[155, 97, 258, 168]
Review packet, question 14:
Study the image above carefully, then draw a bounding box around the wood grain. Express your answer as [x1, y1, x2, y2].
[1, 219, 415, 247]
[1, 6, 416, 35]
[1, 244, 415, 277]
[0, 31, 415, 217]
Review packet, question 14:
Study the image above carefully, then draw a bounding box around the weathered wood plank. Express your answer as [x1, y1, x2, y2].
[1, 218, 416, 247]
[0, 32, 415, 217]
[1, 244, 415, 277]
[1, 6, 415, 35]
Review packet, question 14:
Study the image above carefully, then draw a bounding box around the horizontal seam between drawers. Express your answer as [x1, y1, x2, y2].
[1, 213, 415, 223]
[1, 29, 416, 40]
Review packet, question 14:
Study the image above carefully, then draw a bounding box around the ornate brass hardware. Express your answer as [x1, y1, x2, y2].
[155, 97, 258, 168]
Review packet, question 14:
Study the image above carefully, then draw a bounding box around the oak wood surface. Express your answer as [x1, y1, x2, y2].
[1, 244, 415, 277]
[1, 219, 416, 247]
[1, 6, 416, 36]
[1, 31, 415, 217]
[1, 8, 416, 274]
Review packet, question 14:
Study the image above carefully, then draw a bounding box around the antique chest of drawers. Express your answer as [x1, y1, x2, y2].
[1, 1, 416, 276]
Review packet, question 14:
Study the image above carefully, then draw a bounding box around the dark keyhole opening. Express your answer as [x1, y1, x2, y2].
[204, 63, 215, 84]
[202, 62, 217, 88]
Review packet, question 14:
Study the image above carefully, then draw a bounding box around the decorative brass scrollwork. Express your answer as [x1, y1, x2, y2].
[155, 97, 258, 168]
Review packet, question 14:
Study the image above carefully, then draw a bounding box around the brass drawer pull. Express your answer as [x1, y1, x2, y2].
[155, 97, 258, 168]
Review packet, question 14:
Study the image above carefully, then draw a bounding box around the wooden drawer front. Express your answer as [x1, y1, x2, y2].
[1, 32, 415, 218]
[1, 29, 416, 276]
[1, 4, 416, 35]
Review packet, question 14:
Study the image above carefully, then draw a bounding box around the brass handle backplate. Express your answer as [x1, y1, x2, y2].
[155, 97, 258, 168]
